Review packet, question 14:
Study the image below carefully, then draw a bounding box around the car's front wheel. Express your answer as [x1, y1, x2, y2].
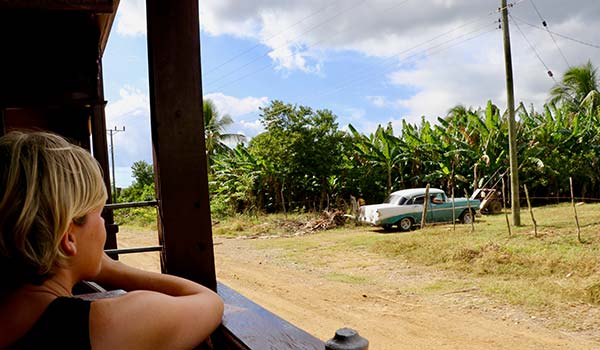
[460, 210, 475, 224]
[398, 217, 414, 232]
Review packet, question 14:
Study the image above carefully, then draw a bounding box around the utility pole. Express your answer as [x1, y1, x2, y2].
[107, 126, 125, 203]
[501, 0, 520, 226]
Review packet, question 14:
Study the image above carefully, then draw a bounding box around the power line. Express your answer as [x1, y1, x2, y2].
[204, 0, 370, 86]
[203, 0, 342, 73]
[206, 1, 522, 91]
[257, 23, 499, 120]
[210, 13, 496, 92]
[511, 15, 600, 50]
[317, 23, 499, 100]
[205, 0, 415, 90]
[508, 12, 556, 82]
[210, 2, 523, 121]
[528, 0, 570, 67]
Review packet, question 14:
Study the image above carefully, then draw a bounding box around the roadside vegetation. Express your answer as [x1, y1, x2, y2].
[210, 204, 600, 333]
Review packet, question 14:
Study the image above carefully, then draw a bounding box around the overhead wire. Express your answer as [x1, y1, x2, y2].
[257, 22, 500, 120]
[203, 0, 342, 72]
[289, 0, 528, 103]
[207, 0, 521, 91]
[209, 7, 499, 92]
[528, 0, 570, 67]
[211, 1, 525, 120]
[317, 22, 499, 100]
[208, 0, 414, 92]
[508, 12, 556, 82]
[511, 15, 600, 50]
[204, 0, 370, 87]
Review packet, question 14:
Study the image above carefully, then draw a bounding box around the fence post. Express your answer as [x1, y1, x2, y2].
[464, 189, 474, 233]
[502, 176, 512, 237]
[451, 187, 456, 232]
[524, 184, 537, 237]
[421, 184, 430, 229]
[569, 177, 582, 243]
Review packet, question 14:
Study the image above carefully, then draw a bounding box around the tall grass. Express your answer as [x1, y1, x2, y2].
[371, 203, 600, 307]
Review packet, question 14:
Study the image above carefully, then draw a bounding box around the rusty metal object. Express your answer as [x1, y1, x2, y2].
[325, 328, 368, 350]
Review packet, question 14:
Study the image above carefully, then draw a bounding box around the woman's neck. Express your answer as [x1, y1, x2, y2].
[23, 268, 76, 298]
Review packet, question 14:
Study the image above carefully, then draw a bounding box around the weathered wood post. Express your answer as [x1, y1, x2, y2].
[464, 189, 474, 233]
[524, 184, 537, 237]
[451, 187, 456, 231]
[502, 176, 512, 237]
[569, 177, 582, 243]
[421, 184, 430, 229]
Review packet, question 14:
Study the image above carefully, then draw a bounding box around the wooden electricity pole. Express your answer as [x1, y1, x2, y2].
[501, 0, 520, 226]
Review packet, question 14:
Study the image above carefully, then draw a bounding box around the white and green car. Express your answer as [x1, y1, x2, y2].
[358, 188, 480, 231]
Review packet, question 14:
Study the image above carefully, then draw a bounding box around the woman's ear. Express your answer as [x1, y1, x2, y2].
[61, 224, 78, 256]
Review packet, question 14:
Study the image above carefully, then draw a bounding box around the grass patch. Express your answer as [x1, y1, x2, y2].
[370, 203, 600, 308]
[324, 272, 368, 284]
[114, 207, 158, 230]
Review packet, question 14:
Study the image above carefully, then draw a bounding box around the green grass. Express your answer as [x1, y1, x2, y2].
[369, 204, 600, 307]
[324, 272, 368, 284]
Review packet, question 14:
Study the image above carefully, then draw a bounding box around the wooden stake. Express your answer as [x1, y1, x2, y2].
[464, 189, 474, 233]
[524, 184, 537, 237]
[421, 184, 430, 229]
[570, 177, 582, 243]
[502, 176, 512, 237]
[451, 187, 456, 232]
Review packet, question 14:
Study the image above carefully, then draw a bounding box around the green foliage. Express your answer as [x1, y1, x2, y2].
[207, 61, 600, 215]
[115, 160, 156, 227]
[247, 100, 348, 212]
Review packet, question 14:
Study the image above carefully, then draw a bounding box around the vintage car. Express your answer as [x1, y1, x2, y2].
[358, 188, 480, 231]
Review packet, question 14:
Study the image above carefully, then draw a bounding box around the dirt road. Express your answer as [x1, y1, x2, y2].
[119, 229, 600, 349]
[213, 236, 599, 350]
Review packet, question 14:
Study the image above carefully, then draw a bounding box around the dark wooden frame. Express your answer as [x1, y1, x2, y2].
[146, 0, 216, 290]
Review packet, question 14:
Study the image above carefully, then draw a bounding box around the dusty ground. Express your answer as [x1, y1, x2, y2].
[118, 228, 600, 350]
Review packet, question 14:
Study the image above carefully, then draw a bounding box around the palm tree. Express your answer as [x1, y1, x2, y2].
[203, 99, 246, 163]
[550, 60, 599, 113]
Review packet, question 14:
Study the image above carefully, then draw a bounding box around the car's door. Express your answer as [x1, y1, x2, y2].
[429, 193, 454, 223]
[411, 195, 433, 222]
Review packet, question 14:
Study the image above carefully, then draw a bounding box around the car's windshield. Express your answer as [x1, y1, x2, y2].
[385, 195, 408, 205]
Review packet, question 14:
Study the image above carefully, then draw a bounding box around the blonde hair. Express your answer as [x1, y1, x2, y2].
[0, 131, 107, 289]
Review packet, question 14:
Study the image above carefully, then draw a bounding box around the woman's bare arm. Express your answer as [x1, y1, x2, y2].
[89, 254, 223, 350]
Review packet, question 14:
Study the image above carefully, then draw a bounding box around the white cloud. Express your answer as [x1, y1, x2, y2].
[367, 95, 388, 108]
[115, 0, 146, 37]
[239, 119, 264, 133]
[204, 93, 269, 139]
[204, 93, 268, 117]
[344, 107, 366, 121]
[105, 86, 152, 186]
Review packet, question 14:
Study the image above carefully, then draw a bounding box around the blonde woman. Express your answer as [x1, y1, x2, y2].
[0, 131, 223, 350]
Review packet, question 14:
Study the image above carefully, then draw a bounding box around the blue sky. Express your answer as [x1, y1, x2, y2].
[102, 0, 600, 187]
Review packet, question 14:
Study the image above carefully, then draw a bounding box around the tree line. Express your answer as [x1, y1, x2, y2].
[120, 61, 600, 217]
